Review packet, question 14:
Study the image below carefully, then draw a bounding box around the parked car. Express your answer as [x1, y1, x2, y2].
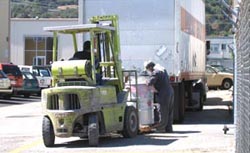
[18, 65, 52, 90]
[206, 65, 234, 90]
[15, 71, 40, 98]
[210, 65, 233, 73]
[0, 63, 23, 94]
[0, 70, 13, 99]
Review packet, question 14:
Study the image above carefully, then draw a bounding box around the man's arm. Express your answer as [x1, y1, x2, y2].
[147, 72, 159, 93]
[147, 72, 158, 86]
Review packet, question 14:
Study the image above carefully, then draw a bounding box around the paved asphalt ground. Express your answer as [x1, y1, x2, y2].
[0, 90, 234, 153]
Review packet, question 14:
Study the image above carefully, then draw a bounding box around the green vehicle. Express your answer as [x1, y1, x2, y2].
[16, 71, 40, 98]
[42, 15, 139, 147]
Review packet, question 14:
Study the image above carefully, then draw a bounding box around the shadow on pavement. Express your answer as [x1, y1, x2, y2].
[52, 134, 178, 148]
[51, 129, 201, 148]
[171, 130, 201, 134]
[5, 115, 41, 118]
[183, 96, 233, 124]
[183, 109, 233, 124]
[205, 98, 232, 106]
[0, 101, 22, 105]
[0, 96, 41, 107]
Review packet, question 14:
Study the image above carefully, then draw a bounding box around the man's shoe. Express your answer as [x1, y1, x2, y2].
[140, 126, 153, 133]
[150, 122, 160, 128]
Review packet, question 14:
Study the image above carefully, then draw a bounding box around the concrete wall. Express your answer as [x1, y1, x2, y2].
[0, 0, 10, 63]
[236, 0, 250, 152]
[11, 18, 78, 65]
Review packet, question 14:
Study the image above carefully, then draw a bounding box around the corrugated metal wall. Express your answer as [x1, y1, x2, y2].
[236, 0, 250, 152]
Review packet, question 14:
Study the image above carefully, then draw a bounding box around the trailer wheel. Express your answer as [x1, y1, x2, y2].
[42, 116, 55, 147]
[198, 91, 204, 111]
[193, 83, 204, 111]
[122, 106, 138, 138]
[178, 82, 185, 122]
[88, 114, 99, 147]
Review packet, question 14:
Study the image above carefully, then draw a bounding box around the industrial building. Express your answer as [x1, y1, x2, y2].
[10, 18, 77, 65]
[206, 36, 234, 69]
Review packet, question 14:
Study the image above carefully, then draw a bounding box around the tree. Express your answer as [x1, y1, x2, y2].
[205, 0, 233, 36]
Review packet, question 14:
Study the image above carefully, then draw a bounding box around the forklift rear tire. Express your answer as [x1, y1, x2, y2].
[122, 106, 138, 138]
[88, 114, 99, 147]
[42, 116, 55, 147]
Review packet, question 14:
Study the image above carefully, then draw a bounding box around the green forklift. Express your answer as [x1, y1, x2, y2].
[42, 15, 139, 147]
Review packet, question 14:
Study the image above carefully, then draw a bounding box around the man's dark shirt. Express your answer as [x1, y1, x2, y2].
[148, 70, 167, 91]
[72, 51, 91, 60]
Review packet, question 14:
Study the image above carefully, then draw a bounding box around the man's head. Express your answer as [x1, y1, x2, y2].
[83, 41, 90, 52]
[145, 61, 155, 72]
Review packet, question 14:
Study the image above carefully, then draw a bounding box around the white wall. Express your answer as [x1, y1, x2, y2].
[11, 18, 78, 65]
[80, 0, 176, 72]
[79, 0, 206, 77]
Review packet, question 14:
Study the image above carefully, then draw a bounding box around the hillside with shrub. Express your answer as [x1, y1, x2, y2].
[11, 0, 234, 36]
[11, 0, 78, 18]
[205, 0, 233, 36]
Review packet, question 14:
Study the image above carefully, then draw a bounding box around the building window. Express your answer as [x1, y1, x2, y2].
[221, 44, 227, 50]
[210, 44, 220, 54]
[24, 36, 53, 66]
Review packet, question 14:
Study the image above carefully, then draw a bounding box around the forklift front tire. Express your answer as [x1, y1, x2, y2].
[42, 116, 55, 147]
[122, 106, 138, 138]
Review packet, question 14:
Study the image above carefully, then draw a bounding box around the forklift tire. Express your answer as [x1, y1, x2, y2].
[88, 114, 99, 147]
[42, 116, 55, 147]
[122, 106, 138, 138]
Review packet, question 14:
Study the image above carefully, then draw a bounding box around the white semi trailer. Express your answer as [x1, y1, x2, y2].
[79, 0, 207, 122]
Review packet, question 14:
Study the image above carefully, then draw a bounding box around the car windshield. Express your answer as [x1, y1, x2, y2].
[2, 65, 22, 76]
[206, 66, 219, 73]
[23, 72, 35, 79]
[214, 67, 223, 71]
[33, 68, 51, 77]
[211, 65, 225, 71]
[212, 67, 219, 73]
[20, 67, 31, 72]
[40, 69, 50, 77]
[0, 70, 7, 78]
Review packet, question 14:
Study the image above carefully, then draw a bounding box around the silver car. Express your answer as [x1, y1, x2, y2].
[0, 70, 13, 99]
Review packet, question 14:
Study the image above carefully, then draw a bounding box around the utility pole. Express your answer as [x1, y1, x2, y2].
[0, 0, 10, 63]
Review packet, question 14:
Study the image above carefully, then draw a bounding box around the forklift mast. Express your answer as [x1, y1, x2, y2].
[46, 15, 124, 92]
[90, 15, 124, 92]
